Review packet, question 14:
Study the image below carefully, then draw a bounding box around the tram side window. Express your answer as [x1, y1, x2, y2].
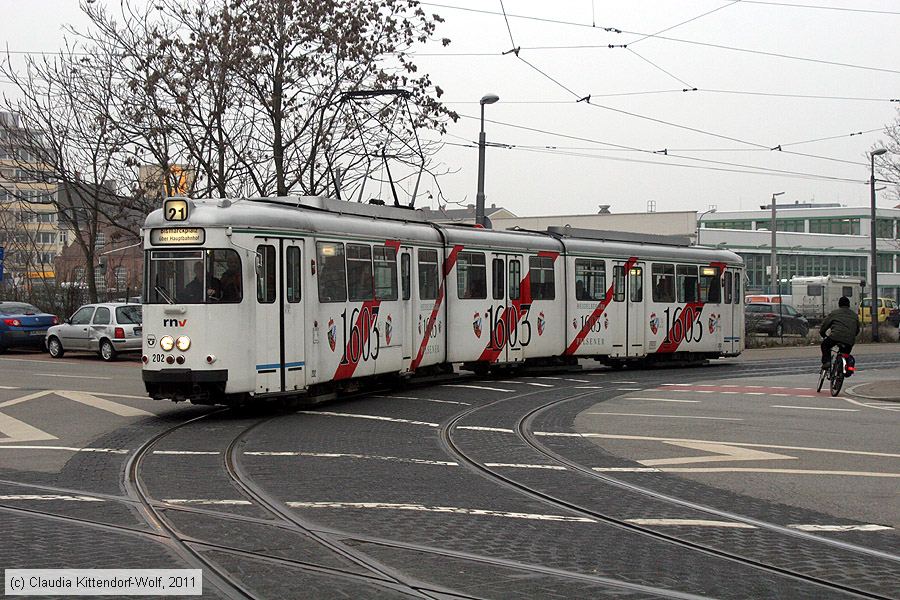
[700, 267, 721, 303]
[256, 245, 276, 303]
[651, 264, 675, 303]
[613, 265, 625, 302]
[317, 242, 347, 303]
[529, 256, 555, 300]
[723, 271, 733, 304]
[457, 252, 486, 299]
[575, 259, 605, 301]
[735, 274, 742, 305]
[629, 266, 643, 302]
[509, 260, 521, 300]
[208, 249, 242, 303]
[492, 258, 504, 300]
[347, 244, 374, 302]
[401, 253, 411, 301]
[676, 265, 698, 303]
[418, 249, 439, 300]
[286, 246, 301, 303]
[374, 246, 398, 301]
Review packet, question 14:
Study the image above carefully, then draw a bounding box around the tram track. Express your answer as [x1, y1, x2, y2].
[440, 380, 899, 600]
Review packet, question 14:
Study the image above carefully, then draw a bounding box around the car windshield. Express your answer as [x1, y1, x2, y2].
[116, 305, 142, 324]
[0, 303, 39, 315]
[145, 249, 242, 304]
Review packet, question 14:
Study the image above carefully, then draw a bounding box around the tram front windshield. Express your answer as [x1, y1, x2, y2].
[146, 249, 243, 304]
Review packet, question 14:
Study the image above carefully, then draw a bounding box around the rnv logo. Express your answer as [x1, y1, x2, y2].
[163, 319, 187, 327]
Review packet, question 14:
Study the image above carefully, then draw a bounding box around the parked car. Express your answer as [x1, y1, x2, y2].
[0, 302, 59, 353]
[858, 297, 900, 326]
[46, 303, 142, 361]
[745, 302, 809, 337]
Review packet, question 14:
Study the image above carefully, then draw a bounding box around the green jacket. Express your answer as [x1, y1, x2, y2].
[819, 306, 860, 345]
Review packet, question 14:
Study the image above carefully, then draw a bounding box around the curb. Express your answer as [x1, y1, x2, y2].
[845, 383, 900, 403]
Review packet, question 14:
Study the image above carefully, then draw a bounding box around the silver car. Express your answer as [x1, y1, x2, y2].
[46, 303, 143, 361]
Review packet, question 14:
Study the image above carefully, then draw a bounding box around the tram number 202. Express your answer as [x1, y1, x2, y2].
[339, 306, 380, 364]
[663, 305, 703, 345]
[485, 304, 533, 349]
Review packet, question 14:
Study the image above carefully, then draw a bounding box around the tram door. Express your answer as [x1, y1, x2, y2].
[725, 267, 741, 354]
[400, 247, 413, 372]
[255, 242, 282, 394]
[283, 240, 306, 391]
[626, 262, 646, 357]
[488, 253, 525, 364]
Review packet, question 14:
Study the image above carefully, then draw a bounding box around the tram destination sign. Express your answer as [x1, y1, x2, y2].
[150, 227, 205, 245]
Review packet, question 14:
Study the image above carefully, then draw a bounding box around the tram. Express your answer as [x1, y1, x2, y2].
[141, 196, 743, 404]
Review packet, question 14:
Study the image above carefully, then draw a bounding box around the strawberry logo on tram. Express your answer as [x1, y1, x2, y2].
[708, 313, 720, 334]
[603, 314, 609, 330]
[473, 312, 483, 338]
[572, 318, 578, 330]
[385, 314, 393, 345]
[537, 311, 546, 336]
[649, 313, 660, 335]
[327, 318, 337, 352]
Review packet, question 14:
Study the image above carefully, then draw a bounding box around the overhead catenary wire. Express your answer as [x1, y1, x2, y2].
[628, 0, 743, 46]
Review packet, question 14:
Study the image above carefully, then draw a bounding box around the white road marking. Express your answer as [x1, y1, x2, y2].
[164, 499, 253, 505]
[244, 451, 458, 466]
[594, 467, 900, 478]
[564, 379, 590, 383]
[0, 445, 126, 453]
[456, 426, 515, 433]
[153, 450, 221, 455]
[661, 383, 692, 386]
[625, 518, 756, 529]
[0, 412, 57, 444]
[771, 405, 859, 412]
[788, 524, 893, 532]
[574, 386, 604, 389]
[586, 412, 743, 421]
[285, 501, 596, 523]
[485, 463, 567, 470]
[0, 386, 18, 390]
[442, 384, 513, 393]
[524, 382, 554, 387]
[535, 432, 900, 459]
[35, 373, 112, 380]
[639, 442, 795, 467]
[372, 395, 470, 405]
[611, 381, 638, 384]
[0, 494, 104, 502]
[0, 357, 64, 365]
[841, 397, 900, 412]
[745, 392, 765, 396]
[297, 411, 438, 427]
[0, 390, 54, 409]
[535, 377, 563, 380]
[623, 397, 701, 403]
[55, 390, 152, 417]
[617, 388, 643, 391]
[93, 392, 154, 400]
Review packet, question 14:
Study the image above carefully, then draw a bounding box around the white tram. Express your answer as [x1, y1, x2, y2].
[142, 196, 744, 404]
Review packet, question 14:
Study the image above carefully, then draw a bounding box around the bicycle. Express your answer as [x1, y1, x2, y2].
[817, 346, 851, 397]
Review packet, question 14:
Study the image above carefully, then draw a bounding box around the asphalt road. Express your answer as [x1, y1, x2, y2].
[0, 345, 897, 598]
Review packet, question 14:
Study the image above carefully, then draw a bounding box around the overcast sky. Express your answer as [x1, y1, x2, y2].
[3, 1, 900, 217]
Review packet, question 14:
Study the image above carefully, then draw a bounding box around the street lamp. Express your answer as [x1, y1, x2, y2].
[769, 191, 785, 295]
[475, 93, 499, 228]
[869, 147, 888, 341]
[696, 207, 716, 245]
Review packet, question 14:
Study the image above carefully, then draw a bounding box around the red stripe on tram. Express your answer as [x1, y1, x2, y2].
[565, 256, 637, 356]
[410, 245, 463, 372]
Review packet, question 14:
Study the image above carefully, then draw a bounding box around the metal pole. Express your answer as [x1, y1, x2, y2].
[870, 153, 879, 341]
[769, 193, 783, 295]
[476, 102, 486, 227]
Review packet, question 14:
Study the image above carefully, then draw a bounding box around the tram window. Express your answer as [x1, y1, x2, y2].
[147, 249, 204, 304]
[286, 246, 301, 303]
[676, 265, 698, 303]
[256, 245, 276, 304]
[492, 258, 505, 300]
[374, 246, 398, 301]
[629, 267, 643, 302]
[651, 264, 675, 303]
[613, 266, 625, 302]
[529, 256, 555, 300]
[509, 260, 521, 300]
[347, 244, 373, 302]
[208, 249, 242, 303]
[735, 274, 742, 304]
[317, 242, 347, 303]
[401, 253, 411, 301]
[723, 271, 733, 304]
[700, 267, 721, 303]
[575, 259, 605, 301]
[418, 249, 439, 300]
[457, 252, 486, 299]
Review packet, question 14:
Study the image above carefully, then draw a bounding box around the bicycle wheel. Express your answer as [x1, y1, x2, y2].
[816, 364, 827, 393]
[830, 361, 844, 397]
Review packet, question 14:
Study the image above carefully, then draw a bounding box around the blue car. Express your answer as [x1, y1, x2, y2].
[0, 302, 59, 353]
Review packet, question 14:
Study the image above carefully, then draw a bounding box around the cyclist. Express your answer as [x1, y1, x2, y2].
[820, 296, 860, 370]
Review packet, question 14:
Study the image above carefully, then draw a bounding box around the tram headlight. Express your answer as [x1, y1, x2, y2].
[160, 335, 175, 351]
[175, 335, 191, 351]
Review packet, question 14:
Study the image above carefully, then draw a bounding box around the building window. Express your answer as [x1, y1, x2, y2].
[94, 232, 106, 249]
[94, 267, 106, 291]
[705, 220, 752, 230]
[114, 266, 128, 290]
[808, 218, 860, 235]
[877, 253, 894, 274]
[875, 218, 895, 239]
